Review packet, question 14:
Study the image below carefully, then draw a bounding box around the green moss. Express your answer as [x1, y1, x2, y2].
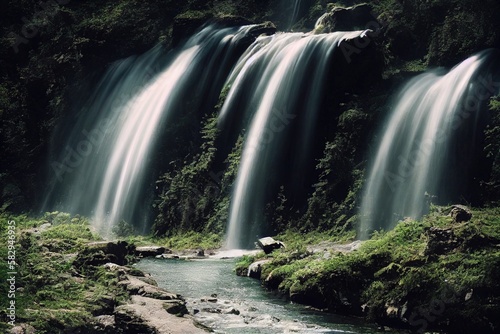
[483, 97, 500, 204]
[383, 58, 428, 78]
[246, 206, 500, 332]
[235, 255, 256, 276]
[126, 230, 222, 250]
[154, 111, 224, 235]
[0, 212, 129, 332]
[159, 230, 222, 250]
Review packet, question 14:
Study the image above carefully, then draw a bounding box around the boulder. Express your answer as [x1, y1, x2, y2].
[163, 300, 189, 316]
[119, 275, 179, 300]
[200, 296, 218, 303]
[8, 324, 36, 334]
[92, 315, 115, 332]
[314, 3, 379, 33]
[194, 249, 205, 257]
[226, 308, 240, 315]
[135, 246, 166, 257]
[73, 241, 135, 271]
[247, 259, 271, 279]
[256, 237, 285, 254]
[114, 302, 158, 334]
[158, 254, 181, 259]
[449, 205, 473, 223]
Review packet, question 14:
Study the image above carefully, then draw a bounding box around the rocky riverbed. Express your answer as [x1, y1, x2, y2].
[135, 257, 385, 334]
[7, 238, 210, 334]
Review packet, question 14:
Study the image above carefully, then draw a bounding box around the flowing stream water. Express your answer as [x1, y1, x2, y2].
[136, 258, 395, 334]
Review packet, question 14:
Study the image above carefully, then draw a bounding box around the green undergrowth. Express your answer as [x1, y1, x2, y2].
[277, 229, 356, 247]
[0, 211, 129, 333]
[126, 230, 223, 250]
[234, 229, 355, 275]
[242, 205, 500, 333]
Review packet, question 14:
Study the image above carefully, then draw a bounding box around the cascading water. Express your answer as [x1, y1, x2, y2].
[219, 30, 373, 249]
[288, 0, 302, 29]
[359, 50, 500, 239]
[44, 25, 263, 236]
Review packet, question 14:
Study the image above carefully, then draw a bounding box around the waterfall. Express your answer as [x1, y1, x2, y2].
[288, 0, 302, 30]
[359, 50, 500, 239]
[45, 25, 261, 237]
[219, 30, 373, 249]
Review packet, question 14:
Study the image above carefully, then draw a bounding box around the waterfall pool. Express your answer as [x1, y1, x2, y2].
[135, 257, 404, 334]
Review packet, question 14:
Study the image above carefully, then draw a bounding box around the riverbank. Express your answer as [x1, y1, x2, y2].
[2, 206, 499, 333]
[0, 211, 210, 333]
[236, 205, 500, 334]
[136, 256, 387, 334]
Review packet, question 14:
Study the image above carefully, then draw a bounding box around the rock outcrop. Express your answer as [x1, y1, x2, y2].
[92, 264, 208, 333]
[256, 237, 285, 254]
[135, 246, 167, 258]
[73, 241, 135, 271]
[314, 4, 378, 33]
[70, 242, 209, 333]
[247, 259, 271, 279]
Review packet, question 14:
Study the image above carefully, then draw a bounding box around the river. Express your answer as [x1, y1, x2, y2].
[136, 257, 402, 334]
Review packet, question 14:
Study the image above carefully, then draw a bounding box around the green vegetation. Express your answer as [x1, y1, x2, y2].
[1, 0, 500, 332]
[242, 206, 500, 333]
[127, 230, 222, 250]
[154, 113, 225, 235]
[0, 210, 224, 331]
[0, 0, 498, 239]
[484, 96, 500, 204]
[373, 0, 500, 66]
[0, 211, 127, 333]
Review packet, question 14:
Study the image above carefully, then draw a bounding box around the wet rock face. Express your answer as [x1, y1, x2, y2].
[172, 15, 244, 46]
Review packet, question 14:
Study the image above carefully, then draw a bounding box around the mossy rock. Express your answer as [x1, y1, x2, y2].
[73, 241, 135, 272]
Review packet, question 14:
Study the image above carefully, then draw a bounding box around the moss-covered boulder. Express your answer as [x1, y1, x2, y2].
[73, 241, 135, 272]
